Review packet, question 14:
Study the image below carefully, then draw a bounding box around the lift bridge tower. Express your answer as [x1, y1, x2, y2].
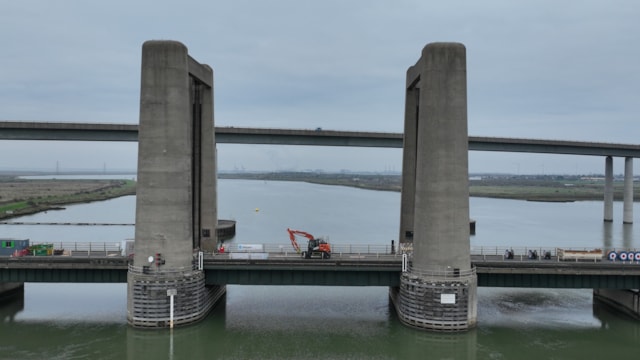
[127, 41, 224, 328]
[392, 43, 477, 332]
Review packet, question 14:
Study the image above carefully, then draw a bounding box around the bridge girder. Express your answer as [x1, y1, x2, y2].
[3, 262, 640, 289]
[2, 122, 640, 157]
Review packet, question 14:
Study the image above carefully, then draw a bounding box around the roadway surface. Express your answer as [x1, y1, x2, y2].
[3, 251, 640, 270]
[204, 253, 640, 276]
[2, 121, 640, 157]
[3, 252, 640, 288]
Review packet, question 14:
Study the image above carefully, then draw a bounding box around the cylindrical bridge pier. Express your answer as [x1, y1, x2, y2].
[623, 157, 634, 224]
[604, 156, 635, 224]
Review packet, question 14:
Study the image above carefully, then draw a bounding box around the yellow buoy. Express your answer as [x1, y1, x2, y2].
[255, 208, 260, 212]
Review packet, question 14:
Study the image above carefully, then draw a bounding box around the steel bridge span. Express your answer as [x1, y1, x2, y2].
[3, 255, 640, 289]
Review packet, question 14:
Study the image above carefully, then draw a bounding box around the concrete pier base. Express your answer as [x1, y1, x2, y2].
[0, 282, 24, 302]
[128, 268, 225, 328]
[594, 289, 640, 320]
[391, 271, 477, 331]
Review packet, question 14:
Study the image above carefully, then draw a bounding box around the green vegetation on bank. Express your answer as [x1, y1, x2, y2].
[0, 178, 136, 220]
[220, 172, 640, 202]
[219, 171, 401, 192]
[469, 178, 631, 202]
[1, 172, 638, 221]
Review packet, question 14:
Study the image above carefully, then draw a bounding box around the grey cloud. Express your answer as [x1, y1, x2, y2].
[0, 0, 638, 174]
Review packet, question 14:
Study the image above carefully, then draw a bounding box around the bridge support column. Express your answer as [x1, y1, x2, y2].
[392, 43, 477, 332]
[594, 289, 640, 320]
[127, 40, 224, 328]
[623, 157, 634, 224]
[604, 156, 614, 222]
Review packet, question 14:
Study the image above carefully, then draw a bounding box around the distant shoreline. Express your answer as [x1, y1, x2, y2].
[219, 172, 640, 202]
[0, 177, 136, 220]
[1, 172, 638, 221]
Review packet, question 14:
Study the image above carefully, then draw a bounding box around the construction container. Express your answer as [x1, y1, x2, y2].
[30, 244, 54, 256]
[0, 239, 30, 256]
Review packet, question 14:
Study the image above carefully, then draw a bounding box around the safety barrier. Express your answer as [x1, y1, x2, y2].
[18, 242, 640, 264]
[606, 250, 640, 263]
[128, 263, 198, 275]
[12, 241, 123, 257]
[471, 246, 640, 263]
[222, 243, 398, 258]
[403, 262, 476, 279]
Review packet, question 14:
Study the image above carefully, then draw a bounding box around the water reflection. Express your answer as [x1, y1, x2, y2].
[389, 308, 478, 360]
[623, 223, 634, 249]
[3, 284, 640, 360]
[124, 294, 480, 360]
[593, 301, 640, 339]
[0, 287, 24, 323]
[478, 288, 600, 329]
[602, 221, 637, 253]
[0, 317, 127, 359]
[603, 221, 613, 251]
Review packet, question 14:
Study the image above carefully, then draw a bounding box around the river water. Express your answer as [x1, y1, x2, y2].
[1, 179, 640, 359]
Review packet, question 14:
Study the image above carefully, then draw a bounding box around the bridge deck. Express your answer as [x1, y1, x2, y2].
[2, 121, 640, 157]
[2, 253, 640, 288]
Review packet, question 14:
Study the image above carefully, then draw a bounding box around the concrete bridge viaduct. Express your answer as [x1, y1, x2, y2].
[1, 125, 639, 225]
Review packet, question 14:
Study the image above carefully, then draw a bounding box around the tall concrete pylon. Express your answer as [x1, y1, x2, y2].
[623, 157, 634, 224]
[127, 40, 224, 328]
[392, 42, 477, 331]
[604, 156, 613, 222]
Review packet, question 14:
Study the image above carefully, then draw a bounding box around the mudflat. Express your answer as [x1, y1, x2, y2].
[0, 177, 136, 219]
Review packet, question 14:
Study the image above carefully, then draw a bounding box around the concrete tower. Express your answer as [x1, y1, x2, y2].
[127, 40, 224, 328]
[392, 42, 477, 331]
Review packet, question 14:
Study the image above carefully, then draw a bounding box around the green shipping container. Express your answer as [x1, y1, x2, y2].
[31, 244, 53, 256]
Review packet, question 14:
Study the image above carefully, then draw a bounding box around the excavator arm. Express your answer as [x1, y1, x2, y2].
[287, 228, 314, 253]
[287, 228, 331, 259]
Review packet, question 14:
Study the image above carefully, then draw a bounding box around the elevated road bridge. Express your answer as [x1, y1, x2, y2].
[2, 121, 640, 157]
[2, 121, 638, 224]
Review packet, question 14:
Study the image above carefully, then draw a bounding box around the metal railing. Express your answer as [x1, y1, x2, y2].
[128, 263, 198, 275]
[227, 243, 395, 253]
[16, 241, 123, 257]
[29, 241, 122, 251]
[16, 242, 640, 264]
[404, 263, 477, 279]
[470, 246, 640, 263]
[220, 243, 399, 258]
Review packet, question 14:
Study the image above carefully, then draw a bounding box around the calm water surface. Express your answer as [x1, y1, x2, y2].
[1, 179, 640, 359]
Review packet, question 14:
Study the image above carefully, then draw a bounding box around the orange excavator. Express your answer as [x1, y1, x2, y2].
[287, 228, 332, 259]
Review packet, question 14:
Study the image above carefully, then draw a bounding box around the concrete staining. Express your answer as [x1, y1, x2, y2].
[127, 40, 223, 328]
[393, 42, 477, 332]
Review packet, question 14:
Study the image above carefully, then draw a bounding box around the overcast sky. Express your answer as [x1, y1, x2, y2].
[1, 0, 638, 174]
